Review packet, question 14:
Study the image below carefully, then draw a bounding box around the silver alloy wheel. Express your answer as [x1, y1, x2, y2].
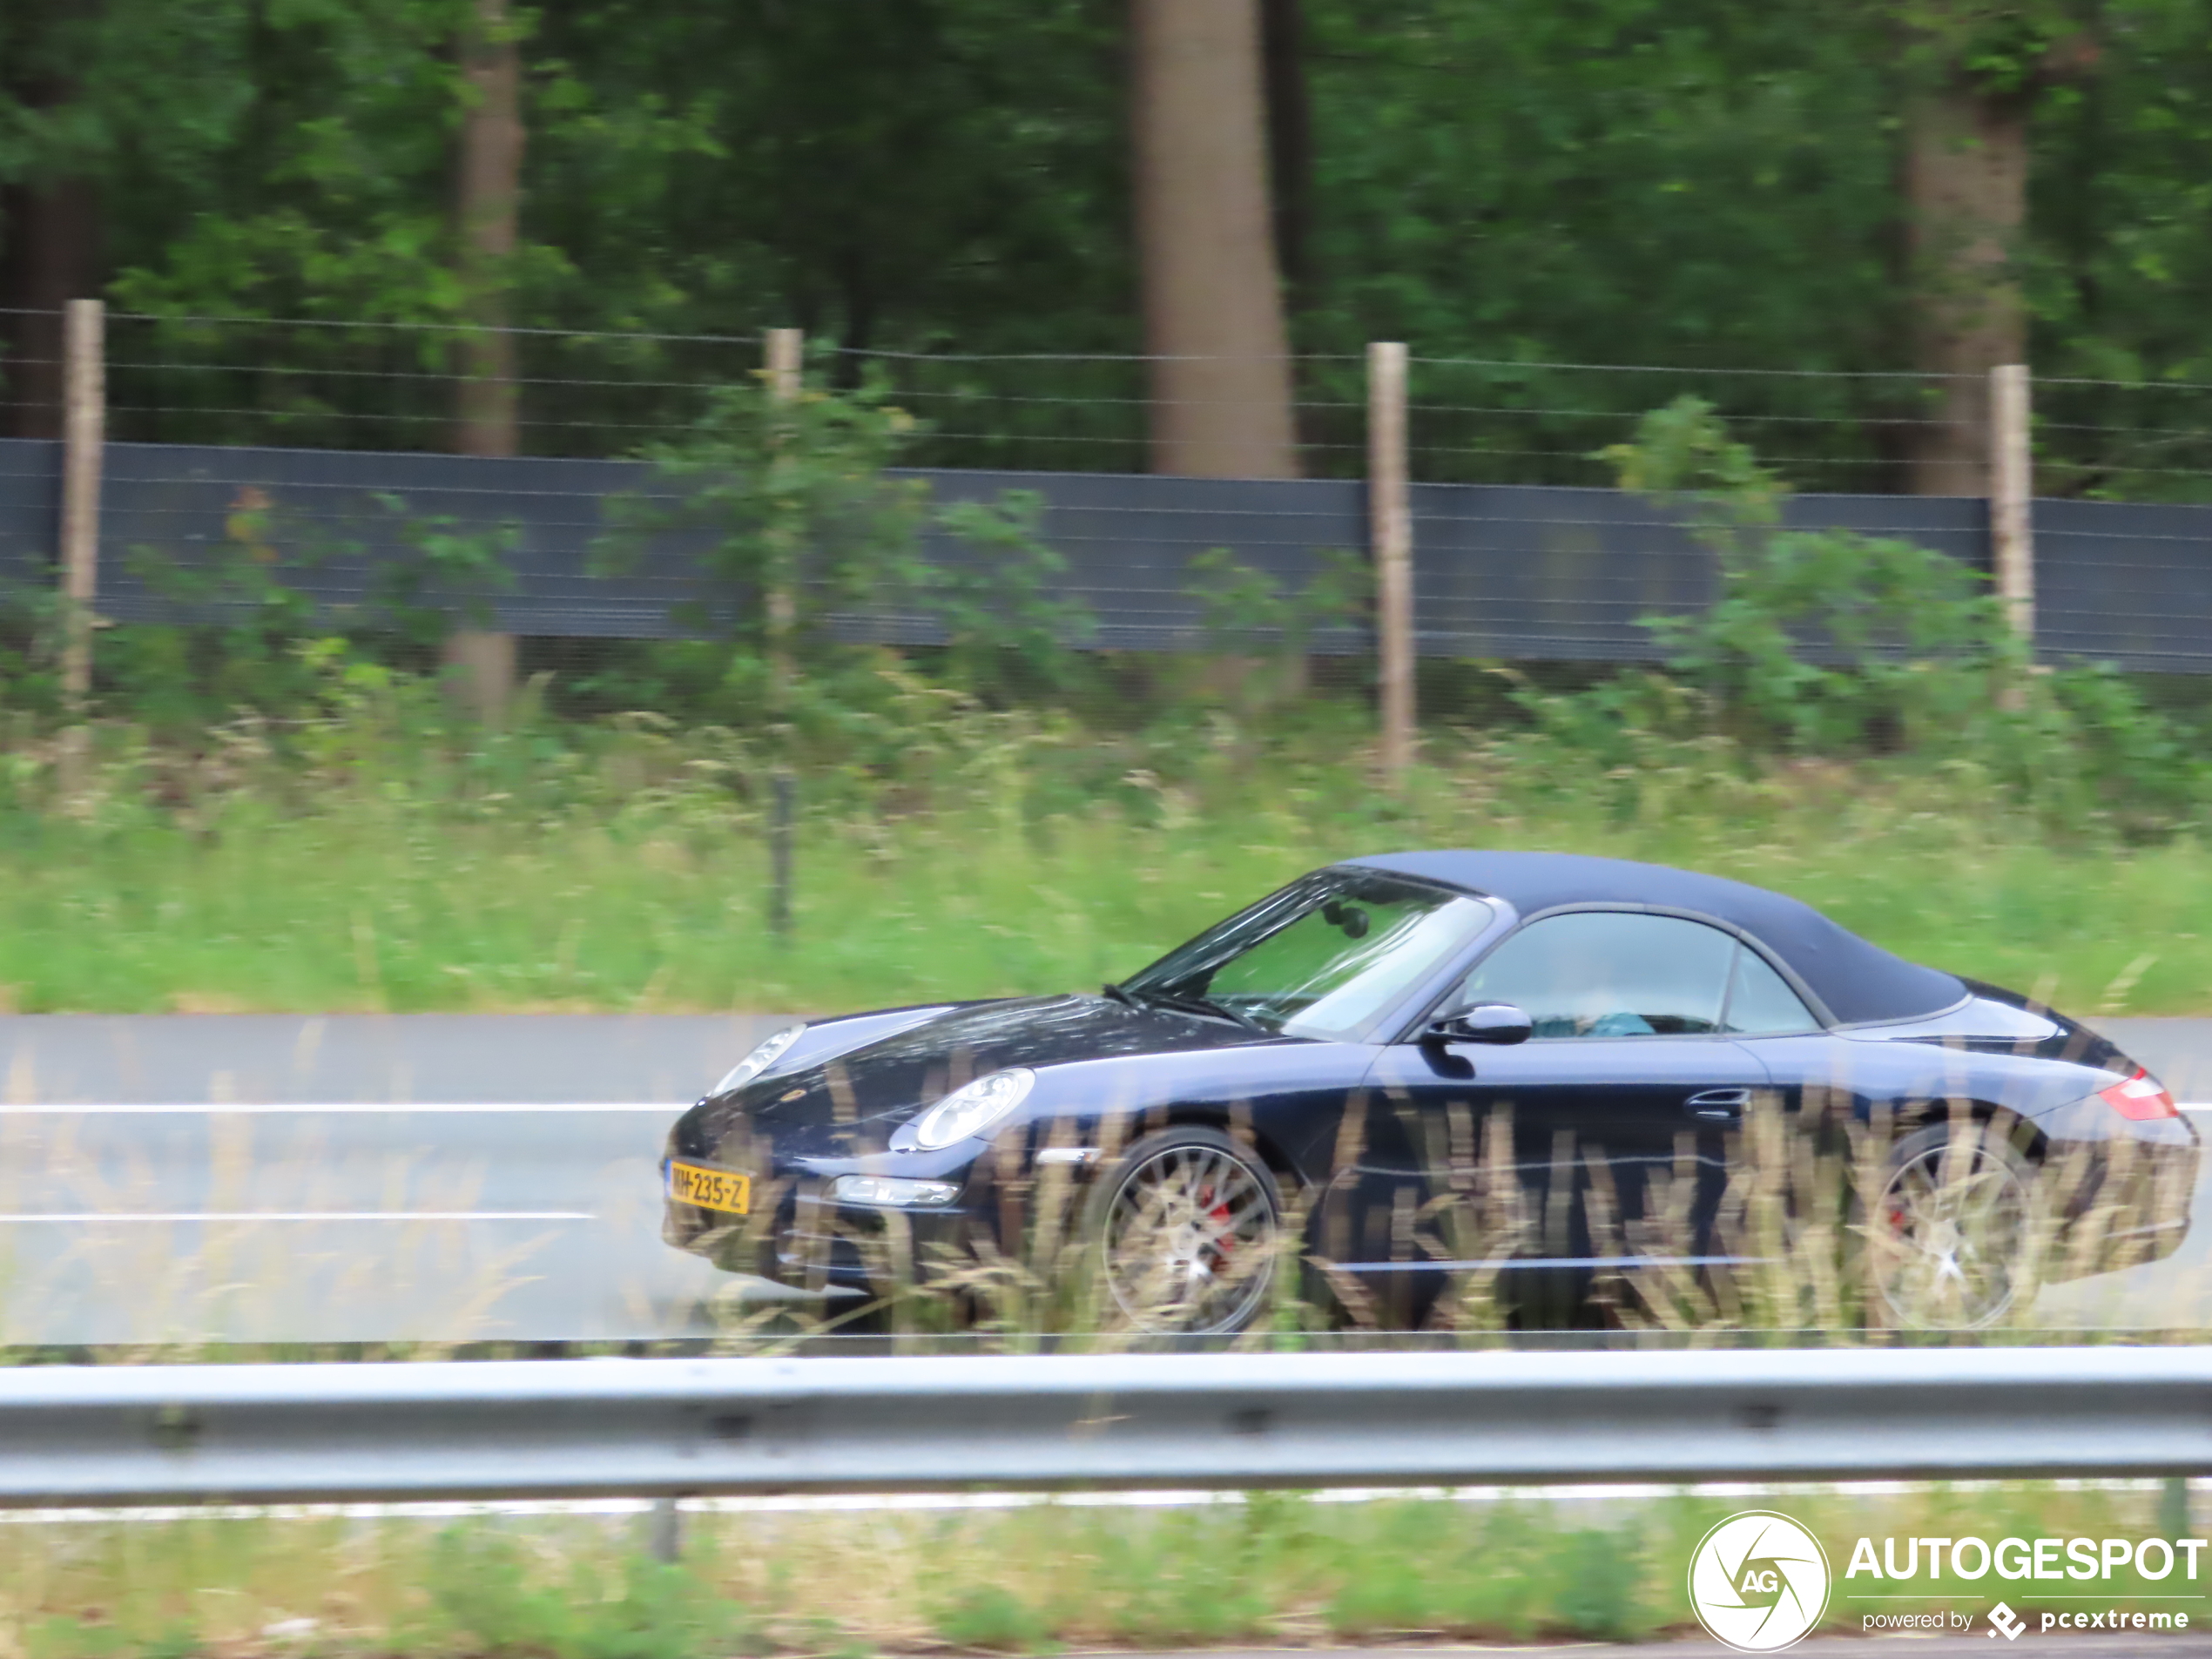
[1871, 1130, 2033, 1329]
[1101, 1136, 1281, 1335]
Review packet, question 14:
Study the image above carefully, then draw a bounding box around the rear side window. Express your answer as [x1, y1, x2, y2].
[1721, 947, 1820, 1035]
[1460, 910, 1822, 1039]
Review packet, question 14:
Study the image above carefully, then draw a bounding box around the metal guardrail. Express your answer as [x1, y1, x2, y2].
[3, 1346, 2211, 1507]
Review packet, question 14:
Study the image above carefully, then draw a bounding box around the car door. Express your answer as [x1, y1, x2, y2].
[1366, 909, 1779, 1323]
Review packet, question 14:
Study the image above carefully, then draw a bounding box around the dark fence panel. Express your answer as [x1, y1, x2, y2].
[906, 469, 1367, 652]
[0, 441, 2206, 671]
[95, 442, 719, 638]
[2035, 498, 2212, 672]
[1410, 487, 1990, 662]
[0, 440, 59, 590]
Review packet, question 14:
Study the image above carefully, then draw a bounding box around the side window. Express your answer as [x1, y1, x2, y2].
[1721, 947, 1820, 1035]
[1460, 911, 1737, 1038]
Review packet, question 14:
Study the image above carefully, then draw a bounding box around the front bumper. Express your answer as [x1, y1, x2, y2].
[662, 1159, 982, 1296]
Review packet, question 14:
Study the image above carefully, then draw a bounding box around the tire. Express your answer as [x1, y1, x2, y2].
[1867, 1120, 2037, 1330]
[1088, 1125, 1286, 1336]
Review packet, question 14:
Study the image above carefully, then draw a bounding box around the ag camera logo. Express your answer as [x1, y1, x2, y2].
[1688, 1510, 1831, 1652]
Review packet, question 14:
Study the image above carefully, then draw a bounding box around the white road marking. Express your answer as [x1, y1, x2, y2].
[0, 1211, 593, 1224]
[0, 1101, 683, 1114]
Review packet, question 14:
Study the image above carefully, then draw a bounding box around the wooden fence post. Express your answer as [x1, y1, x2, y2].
[763, 328, 803, 709]
[1368, 341, 1413, 786]
[762, 328, 804, 943]
[1989, 362, 2034, 706]
[58, 299, 105, 799]
[765, 327, 802, 405]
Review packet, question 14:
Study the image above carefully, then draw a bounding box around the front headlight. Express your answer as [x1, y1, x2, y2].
[831, 1175, 960, 1208]
[910, 1068, 1036, 1150]
[712, 1023, 806, 1096]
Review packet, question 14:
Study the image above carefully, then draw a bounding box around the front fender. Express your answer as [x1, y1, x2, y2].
[759, 1003, 974, 1084]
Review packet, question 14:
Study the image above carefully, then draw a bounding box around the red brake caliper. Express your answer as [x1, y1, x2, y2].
[1202, 1183, 1234, 1258]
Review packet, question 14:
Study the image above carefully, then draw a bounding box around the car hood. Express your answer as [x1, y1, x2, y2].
[701, 993, 1285, 1138]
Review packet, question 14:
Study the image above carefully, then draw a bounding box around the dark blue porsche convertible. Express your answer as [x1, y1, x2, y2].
[663, 852, 2197, 1332]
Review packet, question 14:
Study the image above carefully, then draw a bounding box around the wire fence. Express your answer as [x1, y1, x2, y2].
[98, 312, 759, 458]
[5, 306, 2212, 728]
[2, 307, 2208, 504]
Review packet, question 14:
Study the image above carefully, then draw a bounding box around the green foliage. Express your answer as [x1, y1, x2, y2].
[0, 582, 67, 718]
[1491, 397, 2212, 838]
[611, 376, 1099, 733]
[1181, 545, 1371, 716]
[1597, 395, 2021, 754]
[368, 496, 520, 645]
[613, 373, 933, 674]
[1187, 545, 1368, 655]
[7, 692, 2212, 1017]
[20, 1619, 197, 1659]
[1546, 1525, 1645, 1640]
[10, 1482, 2209, 1656]
[416, 1528, 761, 1659]
[111, 525, 329, 729]
[102, 483, 516, 729]
[1087, 1508, 1273, 1643]
[9, 0, 2212, 515]
[1319, 1500, 1647, 1639]
[927, 489, 1096, 702]
[24, 1619, 132, 1659]
[929, 1587, 1053, 1652]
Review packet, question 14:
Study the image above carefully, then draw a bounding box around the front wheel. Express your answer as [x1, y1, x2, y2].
[1089, 1126, 1285, 1336]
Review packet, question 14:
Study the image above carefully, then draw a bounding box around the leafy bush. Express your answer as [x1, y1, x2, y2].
[606, 374, 1100, 738]
[1594, 395, 2021, 754]
[415, 1528, 763, 1659]
[929, 1586, 1052, 1652]
[1497, 396, 2212, 838]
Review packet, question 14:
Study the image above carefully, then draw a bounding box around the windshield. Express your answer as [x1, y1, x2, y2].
[1122, 871, 1495, 1041]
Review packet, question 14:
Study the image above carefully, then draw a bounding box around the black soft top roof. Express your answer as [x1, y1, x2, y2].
[1345, 849, 1965, 1027]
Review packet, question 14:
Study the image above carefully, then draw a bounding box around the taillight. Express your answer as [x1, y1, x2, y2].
[2100, 1067, 2180, 1121]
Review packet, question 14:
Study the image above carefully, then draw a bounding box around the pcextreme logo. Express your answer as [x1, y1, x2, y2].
[1687, 1511, 1832, 1653]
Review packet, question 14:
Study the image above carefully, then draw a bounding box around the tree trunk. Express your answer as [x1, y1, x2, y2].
[453, 0, 525, 459]
[1259, 0, 1312, 308]
[448, 0, 525, 722]
[0, 178, 99, 441]
[1903, 80, 2027, 496]
[1130, 0, 1298, 479]
[0, 20, 101, 447]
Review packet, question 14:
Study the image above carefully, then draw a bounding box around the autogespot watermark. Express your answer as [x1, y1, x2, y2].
[1689, 1512, 1832, 1652]
[1688, 1512, 2209, 1651]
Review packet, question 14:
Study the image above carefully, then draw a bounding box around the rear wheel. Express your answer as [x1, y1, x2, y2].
[1868, 1122, 2036, 1329]
[1091, 1126, 1285, 1335]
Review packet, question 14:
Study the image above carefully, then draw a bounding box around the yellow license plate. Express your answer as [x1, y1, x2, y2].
[668, 1160, 751, 1216]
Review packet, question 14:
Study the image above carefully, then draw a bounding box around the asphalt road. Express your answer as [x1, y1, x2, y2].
[0, 1014, 788, 1345]
[0, 1013, 2206, 1345]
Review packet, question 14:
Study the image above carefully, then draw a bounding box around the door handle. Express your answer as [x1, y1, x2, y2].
[1685, 1088, 1752, 1121]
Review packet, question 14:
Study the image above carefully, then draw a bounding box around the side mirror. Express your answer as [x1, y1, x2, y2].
[1424, 1002, 1533, 1046]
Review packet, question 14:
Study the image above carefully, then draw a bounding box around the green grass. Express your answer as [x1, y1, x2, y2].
[2, 704, 2210, 1016]
[4, 1483, 2202, 1655]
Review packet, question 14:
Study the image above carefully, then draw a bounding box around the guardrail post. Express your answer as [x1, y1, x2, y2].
[57, 298, 104, 801]
[1989, 362, 2034, 709]
[2163, 1475, 2192, 1541]
[1367, 341, 1413, 787]
[644, 1495, 684, 1562]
